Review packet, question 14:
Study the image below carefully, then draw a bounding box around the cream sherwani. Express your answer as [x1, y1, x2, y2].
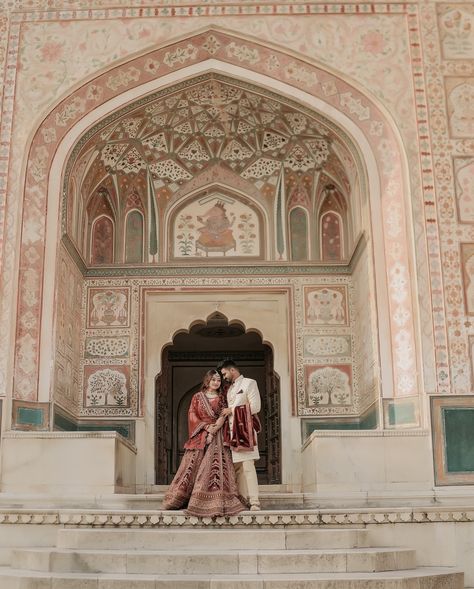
[227, 375, 261, 463]
[226, 374, 261, 507]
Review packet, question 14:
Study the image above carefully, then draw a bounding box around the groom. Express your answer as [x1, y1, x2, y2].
[219, 359, 261, 511]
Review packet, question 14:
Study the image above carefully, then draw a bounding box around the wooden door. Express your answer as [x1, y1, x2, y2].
[155, 348, 280, 484]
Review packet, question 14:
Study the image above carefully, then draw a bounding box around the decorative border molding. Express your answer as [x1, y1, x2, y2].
[85, 263, 353, 278]
[302, 428, 429, 450]
[8, 3, 415, 21]
[0, 506, 474, 527]
[2, 430, 137, 453]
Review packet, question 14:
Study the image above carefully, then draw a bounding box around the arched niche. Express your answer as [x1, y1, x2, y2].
[155, 311, 281, 485]
[124, 209, 145, 264]
[289, 207, 309, 262]
[62, 74, 360, 267]
[166, 186, 266, 262]
[13, 29, 420, 430]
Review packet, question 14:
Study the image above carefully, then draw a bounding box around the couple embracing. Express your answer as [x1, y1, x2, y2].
[162, 360, 261, 517]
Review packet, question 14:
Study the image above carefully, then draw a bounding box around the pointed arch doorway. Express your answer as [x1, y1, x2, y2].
[155, 312, 281, 485]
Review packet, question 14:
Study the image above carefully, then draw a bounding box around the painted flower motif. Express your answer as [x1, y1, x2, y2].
[144, 58, 160, 75]
[86, 84, 103, 102]
[40, 41, 64, 63]
[361, 31, 385, 55]
[389, 263, 408, 304]
[203, 35, 221, 55]
[397, 374, 415, 395]
[20, 311, 37, 330]
[41, 127, 57, 144]
[369, 120, 384, 136]
[265, 54, 280, 72]
[393, 306, 410, 328]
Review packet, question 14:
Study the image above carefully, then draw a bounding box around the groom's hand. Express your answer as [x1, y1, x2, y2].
[221, 408, 232, 416]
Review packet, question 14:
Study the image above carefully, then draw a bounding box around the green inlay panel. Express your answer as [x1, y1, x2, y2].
[17, 407, 44, 426]
[388, 401, 416, 426]
[302, 408, 378, 440]
[53, 410, 135, 441]
[444, 408, 474, 473]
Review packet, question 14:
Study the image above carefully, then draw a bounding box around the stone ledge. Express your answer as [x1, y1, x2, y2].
[0, 506, 472, 527]
[2, 431, 137, 454]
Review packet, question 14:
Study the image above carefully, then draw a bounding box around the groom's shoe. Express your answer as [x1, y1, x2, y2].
[250, 504, 261, 511]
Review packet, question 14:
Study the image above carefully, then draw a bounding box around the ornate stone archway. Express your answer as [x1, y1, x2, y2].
[10, 28, 419, 429]
[155, 313, 281, 485]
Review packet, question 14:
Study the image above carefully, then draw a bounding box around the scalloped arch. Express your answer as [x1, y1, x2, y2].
[16, 28, 417, 403]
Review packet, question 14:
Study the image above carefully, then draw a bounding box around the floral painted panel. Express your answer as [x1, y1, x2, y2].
[87, 288, 130, 328]
[303, 285, 349, 326]
[461, 243, 474, 316]
[171, 195, 262, 259]
[84, 337, 129, 359]
[470, 336, 474, 388]
[90, 216, 114, 265]
[454, 158, 474, 224]
[445, 78, 474, 138]
[305, 364, 352, 407]
[84, 365, 129, 408]
[438, 5, 474, 59]
[125, 210, 144, 264]
[304, 335, 352, 358]
[321, 212, 342, 261]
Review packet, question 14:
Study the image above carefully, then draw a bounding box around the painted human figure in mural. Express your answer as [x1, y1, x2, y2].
[195, 200, 236, 255]
[219, 359, 262, 511]
[162, 370, 246, 517]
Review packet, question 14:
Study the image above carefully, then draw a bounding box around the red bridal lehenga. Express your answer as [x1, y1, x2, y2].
[162, 391, 246, 517]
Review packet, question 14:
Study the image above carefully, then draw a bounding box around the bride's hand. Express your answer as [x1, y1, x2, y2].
[206, 432, 213, 444]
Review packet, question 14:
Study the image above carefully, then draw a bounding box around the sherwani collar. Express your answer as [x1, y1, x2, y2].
[231, 374, 244, 390]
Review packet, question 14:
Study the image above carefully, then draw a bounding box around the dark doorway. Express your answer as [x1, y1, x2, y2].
[155, 312, 281, 485]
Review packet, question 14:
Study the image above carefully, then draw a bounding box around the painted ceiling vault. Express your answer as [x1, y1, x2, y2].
[67, 75, 358, 265]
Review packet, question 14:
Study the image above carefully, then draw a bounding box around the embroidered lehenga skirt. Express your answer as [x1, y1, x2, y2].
[162, 430, 245, 517]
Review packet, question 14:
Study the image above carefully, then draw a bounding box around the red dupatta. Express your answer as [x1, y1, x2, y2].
[229, 404, 261, 452]
[184, 392, 225, 450]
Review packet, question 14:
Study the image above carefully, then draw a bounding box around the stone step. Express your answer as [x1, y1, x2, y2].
[57, 527, 370, 550]
[0, 566, 464, 589]
[11, 547, 416, 574]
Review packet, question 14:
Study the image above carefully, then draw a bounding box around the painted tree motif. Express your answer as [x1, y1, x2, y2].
[86, 368, 128, 407]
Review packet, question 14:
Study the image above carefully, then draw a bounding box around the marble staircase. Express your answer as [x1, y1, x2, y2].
[0, 510, 464, 588]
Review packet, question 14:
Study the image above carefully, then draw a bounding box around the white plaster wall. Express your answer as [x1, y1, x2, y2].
[0, 432, 136, 494]
[301, 430, 434, 499]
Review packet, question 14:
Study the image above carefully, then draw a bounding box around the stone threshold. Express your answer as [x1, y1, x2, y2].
[0, 506, 473, 527]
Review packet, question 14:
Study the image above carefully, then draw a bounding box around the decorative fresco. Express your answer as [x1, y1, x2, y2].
[445, 77, 474, 138]
[305, 364, 352, 407]
[304, 335, 352, 359]
[470, 336, 474, 389]
[303, 286, 348, 326]
[1, 24, 420, 407]
[87, 288, 130, 328]
[84, 365, 130, 408]
[2, 1, 474, 428]
[53, 246, 82, 413]
[351, 245, 379, 409]
[438, 5, 474, 59]
[171, 194, 262, 259]
[84, 337, 129, 359]
[67, 76, 343, 266]
[454, 158, 474, 224]
[461, 244, 474, 316]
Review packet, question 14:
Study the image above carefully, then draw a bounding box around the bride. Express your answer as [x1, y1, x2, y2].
[161, 369, 246, 517]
